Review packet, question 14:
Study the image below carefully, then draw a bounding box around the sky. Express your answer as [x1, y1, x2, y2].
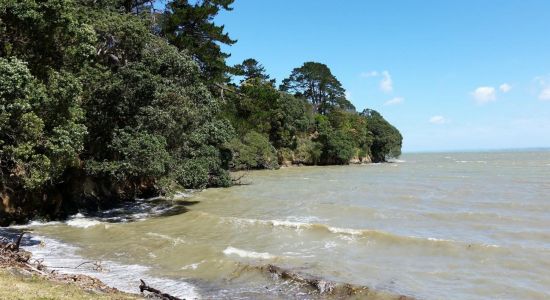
[214, 0, 550, 152]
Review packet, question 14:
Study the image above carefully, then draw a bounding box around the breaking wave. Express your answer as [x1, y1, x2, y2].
[191, 212, 510, 252]
[223, 246, 275, 260]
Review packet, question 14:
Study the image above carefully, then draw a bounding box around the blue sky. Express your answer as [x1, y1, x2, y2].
[215, 0, 550, 152]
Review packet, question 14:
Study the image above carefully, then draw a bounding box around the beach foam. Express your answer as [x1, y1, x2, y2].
[22, 235, 200, 299]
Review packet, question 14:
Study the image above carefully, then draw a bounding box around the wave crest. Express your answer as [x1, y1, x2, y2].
[223, 246, 275, 259]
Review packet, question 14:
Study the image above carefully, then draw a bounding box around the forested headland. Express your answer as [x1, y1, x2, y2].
[0, 0, 402, 224]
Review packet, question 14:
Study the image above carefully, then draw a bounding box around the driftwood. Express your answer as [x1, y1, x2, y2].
[4, 231, 26, 252]
[139, 279, 182, 300]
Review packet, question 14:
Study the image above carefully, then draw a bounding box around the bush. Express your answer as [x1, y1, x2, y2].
[226, 131, 279, 170]
[277, 147, 294, 165]
[0, 58, 86, 190]
[294, 137, 322, 165]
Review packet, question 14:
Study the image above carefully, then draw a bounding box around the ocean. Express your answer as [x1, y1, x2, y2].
[11, 151, 550, 299]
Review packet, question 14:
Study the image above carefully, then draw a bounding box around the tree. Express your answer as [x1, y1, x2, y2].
[0, 57, 86, 191]
[83, 36, 235, 189]
[0, 0, 96, 78]
[314, 115, 355, 164]
[234, 58, 270, 82]
[361, 109, 402, 162]
[280, 62, 355, 114]
[225, 131, 278, 170]
[161, 0, 236, 83]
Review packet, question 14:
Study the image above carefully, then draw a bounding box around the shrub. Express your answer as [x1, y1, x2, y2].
[226, 131, 279, 170]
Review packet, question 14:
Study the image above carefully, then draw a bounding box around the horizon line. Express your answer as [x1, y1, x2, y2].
[402, 147, 550, 154]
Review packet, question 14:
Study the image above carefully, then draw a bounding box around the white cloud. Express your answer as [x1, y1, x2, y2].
[360, 71, 379, 78]
[429, 115, 448, 125]
[380, 71, 393, 93]
[384, 97, 404, 106]
[472, 86, 496, 104]
[360, 70, 395, 93]
[499, 83, 512, 93]
[539, 88, 550, 101]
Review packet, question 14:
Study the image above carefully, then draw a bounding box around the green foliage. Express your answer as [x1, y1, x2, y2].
[82, 32, 234, 190]
[223, 64, 313, 150]
[277, 147, 294, 165]
[87, 129, 170, 180]
[234, 58, 270, 81]
[314, 115, 355, 164]
[0, 0, 403, 223]
[294, 137, 322, 165]
[280, 62, 355, 114]
[226, 131, 279, 170]
[0, 57, 85, 190]
[226, 59, 402, 167]
[361, 109, 402, 162]
[1, 0, 236, 199]
[161, 0, 236, 83]
[0, 0, 96, 77]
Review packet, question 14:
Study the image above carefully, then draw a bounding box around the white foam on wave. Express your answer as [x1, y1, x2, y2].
[66, 213, 102, 228]
[10, 220, 62, 229]
[173, 190, 197, 199]
[226, 215, 366, 237]
[223, 246, 274, 259]
[22, 235, 200, 299]
[455, 160, 487, 164]
[426, 237, 454, 242]
[269, 220, 311, 229]
[389, 159, 406, 163]
[327, 226, 363, 235]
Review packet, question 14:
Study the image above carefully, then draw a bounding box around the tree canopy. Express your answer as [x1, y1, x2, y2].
[234, 58, 271, 82]
[161, 0, 236, 83]
[280, 62, 355, 114]
[0, 0, 402, 223]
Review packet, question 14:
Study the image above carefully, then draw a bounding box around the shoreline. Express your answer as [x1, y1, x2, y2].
[0, 231, 187, 300]
[1, 227, 417, 300]
[0, 234, 140, 299]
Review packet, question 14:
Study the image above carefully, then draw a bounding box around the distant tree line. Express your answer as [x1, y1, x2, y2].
[0, 0, 401, 223]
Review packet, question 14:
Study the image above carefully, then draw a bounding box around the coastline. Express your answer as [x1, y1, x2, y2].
[1, 216, 418, 300]
[0, 233, 141, 299]
[0, 230, 191, 300]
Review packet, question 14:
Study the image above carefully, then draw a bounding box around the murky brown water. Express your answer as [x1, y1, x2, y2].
[18, 151, 550, 299]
